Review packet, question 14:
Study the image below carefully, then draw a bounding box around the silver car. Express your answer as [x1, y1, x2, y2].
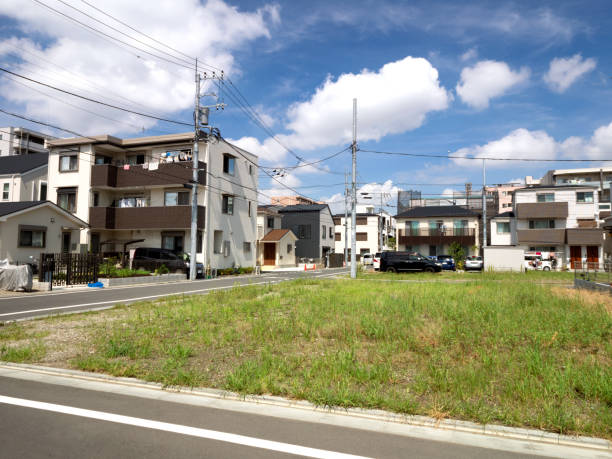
[465, 255, 483, 271]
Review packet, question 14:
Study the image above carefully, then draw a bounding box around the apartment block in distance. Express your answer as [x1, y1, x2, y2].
[333, 205, 394, 256]
[0, 127, 54, 156]
[46, 132, 258, 270]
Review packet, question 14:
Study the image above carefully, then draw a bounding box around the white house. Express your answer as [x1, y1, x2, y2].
[0, 201, 87, 264]
[256, 205, 297, 269]
[0, 154, 48, 203]
[46, 132, 258, 270]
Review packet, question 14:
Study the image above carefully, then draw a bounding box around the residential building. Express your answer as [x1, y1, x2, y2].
[512, 184, 605, 268]
[333, 205, 394, 256]
[0, 153, 48, 203]
[256, 205, 297, 269]
[604, 216, 612, 261]
[0, 201, 87, 265]
[0, 127, 54, 156]
[490, 211, 516, 246]
[46, 133, 258, 270]
[270, 195, 322, 206]
[485, 183, 523, 213]
[276, 203, 334, 261]
[395, 206, 480, 257]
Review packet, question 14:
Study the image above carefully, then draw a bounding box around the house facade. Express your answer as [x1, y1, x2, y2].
[277, 204, 334, 261]
[46, 133, 258, 270]
[333, 208, 393, 256]
[256, 206, 297, 269]
[395, 206, 480, 257]
[0, 201, 87, 264]
[0, 154, 48, 203]
[539, 167, 612, 212]
[0, 127, 54, 157]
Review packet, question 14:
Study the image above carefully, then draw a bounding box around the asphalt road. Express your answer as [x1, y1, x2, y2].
[0, 268, 347, 322]
[0, 370, 569, 459]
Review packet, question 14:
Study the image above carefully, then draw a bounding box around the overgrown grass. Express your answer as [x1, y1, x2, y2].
[57, 278, 612, 439]
[358, 269, 574, 282]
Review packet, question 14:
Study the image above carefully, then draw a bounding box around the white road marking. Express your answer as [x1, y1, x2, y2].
[0, 280, 281, 318]
[0, 395, 370, 459]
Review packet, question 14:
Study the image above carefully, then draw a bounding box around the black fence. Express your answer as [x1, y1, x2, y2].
[39, 253, 101, 287]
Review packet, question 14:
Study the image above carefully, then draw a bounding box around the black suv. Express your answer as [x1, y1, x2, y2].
[379, 251, 442, 273]
[132, 247, 188, 273]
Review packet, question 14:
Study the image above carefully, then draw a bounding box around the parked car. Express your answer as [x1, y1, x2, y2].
[373, 252, 381, 270]
[465, 255, 483, 271]
[524, 252, 557, 271]
[132, 247, 203, 278]
[436, 254, 456, 271]
[379, 251, 442, 273]
[361, 253, 374, 266]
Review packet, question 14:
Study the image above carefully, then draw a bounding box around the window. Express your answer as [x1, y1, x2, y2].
[161, 233, 184, 253]
[222, 195, 234, 214]
[297, 224, 311, 239]
[95, 155, 111, 165]
[197, 230, 203, 253]
[19, 226, 46, 248]
[223, 154, 235, 175]
[126, 154, 145, 165]
[93, 192, 99, 207]
[39, 182, 47, 201]
[496, 222, 510, 234]
[249, 164, 253, 175]
[213, 231, 223, 254]
[59, 155, 78, 172]
[243, 242, 251, 253]
[577, 191, 594, 203]
[164, 191, 189, 206]
[267, 217, 274, 228]
[322, 225, 326, 239]
[356, 232, 367, 241]
[248, 201, 252, 217]
[537, 193, 554, 202]
[529, 220, 555, 229]
[335, 232, 341, 241]
[2, 183, 8, 200]
[329, 227, 333, 238]
[57, 187, 77, 213]
[287, 244, 292, 253]
[223, 240, 231, 257]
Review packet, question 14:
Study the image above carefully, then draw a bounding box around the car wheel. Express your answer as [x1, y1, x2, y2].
[543, 266, 551, 271]
[424, 267, 435, 273]
[386, 267, 397, 273]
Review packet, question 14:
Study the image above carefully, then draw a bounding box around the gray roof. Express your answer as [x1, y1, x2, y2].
[277, 204, 330, 213]
[395, 205, 478, 218]
[515, 184, 598, 191]
[0, 201, 45, 217]
[0, 153, 48, 175]
[493, 211, 515, 218]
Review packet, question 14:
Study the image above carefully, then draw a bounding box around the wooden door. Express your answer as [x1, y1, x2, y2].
[569, 246, 582, 269]
[586, 246, 599, 269]
[263, 243, 276, 265]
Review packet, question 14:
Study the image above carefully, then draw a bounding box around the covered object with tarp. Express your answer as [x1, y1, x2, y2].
[0, 263, 32, 291]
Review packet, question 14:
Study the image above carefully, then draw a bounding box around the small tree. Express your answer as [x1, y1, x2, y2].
[448, 242, 466, 270]
[387, 236, 396, 250]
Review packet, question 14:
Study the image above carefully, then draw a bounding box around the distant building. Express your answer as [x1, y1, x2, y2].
[0, 127, 55, 156]
[0, 153, 48, 203]
[270, 195, 321, 206]
[333, 204, 394, 256]
[485, 183, 524, 213]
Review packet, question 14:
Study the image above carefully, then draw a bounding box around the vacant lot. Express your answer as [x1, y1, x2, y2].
[1, 276, 610, 439]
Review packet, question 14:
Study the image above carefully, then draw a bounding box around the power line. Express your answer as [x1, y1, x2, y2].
[360, 148, 612, 162]
[0, 67, 191, 127]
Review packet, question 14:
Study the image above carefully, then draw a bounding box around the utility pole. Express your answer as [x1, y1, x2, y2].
[351, 99, 357, 279]
[189, 59, 201, 281]
[379, 193, 384, 252]
[482, 159, 487, 258]
[344, 170, 348, 266]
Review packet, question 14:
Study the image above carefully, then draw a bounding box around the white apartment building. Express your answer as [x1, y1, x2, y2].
[46, 132, 258, 270]
[0, 127, 54, 156]
[498, 184, 606, 268]
[333, 206, 394, 256]
[0, 154, 48, 203]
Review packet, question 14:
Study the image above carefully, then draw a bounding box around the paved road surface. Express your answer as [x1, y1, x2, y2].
[0, 268, 347, 322]
[0, 367, 581, 459]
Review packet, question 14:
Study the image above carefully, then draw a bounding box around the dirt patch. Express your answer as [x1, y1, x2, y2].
[551, 287, 612, 314]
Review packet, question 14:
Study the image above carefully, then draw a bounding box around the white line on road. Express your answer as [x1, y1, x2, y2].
[0, 395, 370, 459]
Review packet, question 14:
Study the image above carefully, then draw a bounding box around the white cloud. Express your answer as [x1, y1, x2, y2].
[322, 180, 401, 215]
[234, 56, 450, 165]
[561, 121, 612, 160]
[543, 54, 596, 93]
[460, 48, 478, 62]
[456, 60, 530, 110]
[0, 0, 278, 135]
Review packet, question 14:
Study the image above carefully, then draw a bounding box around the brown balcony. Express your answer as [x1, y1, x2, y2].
[398, 228, 476, 246]
[516, 229, 565, 245]
[91, 162, 206, 188]
[515, 202, 568, 219]
[89, 205, 205, 230]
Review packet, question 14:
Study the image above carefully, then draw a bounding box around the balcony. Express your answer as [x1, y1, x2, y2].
[516, 229, 565, 245]
[91, 162, 206, 188]
[398, 228, 476, 246]
[89, 205, 205, 230]
[515, 202, 568, 219]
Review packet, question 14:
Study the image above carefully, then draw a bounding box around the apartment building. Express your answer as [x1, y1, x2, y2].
[512, 184, 605, 267]
[333, 206, 394, 256]
[0, 153, 48, 203]
[395, 206, 480, 257]
[46, 132, 258, 270]
[485, 183, 523, 213]
[0, 127, 54, 156]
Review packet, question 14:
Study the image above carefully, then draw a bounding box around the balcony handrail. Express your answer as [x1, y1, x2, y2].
[399, 228, 475, 237]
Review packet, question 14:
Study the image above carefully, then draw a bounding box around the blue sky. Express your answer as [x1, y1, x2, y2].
[0, 0, 610, 210]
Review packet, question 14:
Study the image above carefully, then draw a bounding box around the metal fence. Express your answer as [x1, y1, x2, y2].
[39, 253, 101, 287]
[574, 261, 612, 285]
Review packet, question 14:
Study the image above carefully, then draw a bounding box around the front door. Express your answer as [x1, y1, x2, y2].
[569, 245, 581, 269]
[263, 243, 276, 266]
[586, 246, 599, 269]
[61, 232, 71, 253]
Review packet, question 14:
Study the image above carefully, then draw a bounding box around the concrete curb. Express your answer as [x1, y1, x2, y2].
[0, 362, 609, 453]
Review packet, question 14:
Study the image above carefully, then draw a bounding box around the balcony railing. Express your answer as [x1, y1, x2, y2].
[398, 227, 476, 246]
[91, 162, 206, 188]
[89, 205, 205, 230]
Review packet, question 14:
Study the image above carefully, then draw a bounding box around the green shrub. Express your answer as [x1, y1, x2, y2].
[154, 264, 170, 275]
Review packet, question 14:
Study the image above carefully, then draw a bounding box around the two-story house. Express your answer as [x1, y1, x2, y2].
[46, 132, 258, 270]
[277, 204, 334, 261]
[513, 184, 605, 268]
[0, 153, 48, 203]
[395, 206, 480, 257]
[256, 205, 297, 269]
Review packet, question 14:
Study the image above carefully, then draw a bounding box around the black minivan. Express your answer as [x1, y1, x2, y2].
[379, 251, 442, 273]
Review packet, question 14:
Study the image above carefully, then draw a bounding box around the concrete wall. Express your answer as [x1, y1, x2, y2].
[484, 247, 525, 271]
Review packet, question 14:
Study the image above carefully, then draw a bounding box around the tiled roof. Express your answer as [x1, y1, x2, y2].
[395, 206, 478, 218]
[0, 153, 48, 175]
[261, 229, 291, 241]
[0, 201, 44, 217]
[277, 204, 329, 212]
